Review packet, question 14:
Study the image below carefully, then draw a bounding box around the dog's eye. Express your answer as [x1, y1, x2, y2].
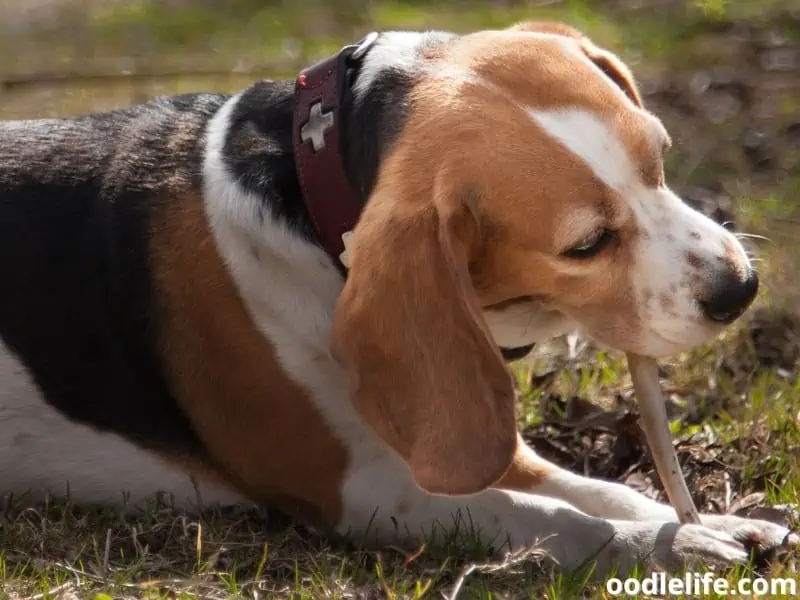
[563, 229, 616, 259]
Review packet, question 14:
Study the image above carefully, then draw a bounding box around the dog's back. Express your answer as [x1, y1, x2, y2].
[0, 95, 234, 505]
[0, 93, 227, 195]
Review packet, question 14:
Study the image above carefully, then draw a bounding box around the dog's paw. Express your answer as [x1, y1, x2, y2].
[699, 514, 798, 566]
[607, 521, 749, 576]
[556, 515, 796, 580]
[652, 523, 750, 572]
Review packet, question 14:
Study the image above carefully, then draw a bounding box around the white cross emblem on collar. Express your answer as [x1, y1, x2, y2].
[300, 101, 335, 152]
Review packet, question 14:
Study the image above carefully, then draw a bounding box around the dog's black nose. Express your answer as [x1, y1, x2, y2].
[699, 270, 759, 324]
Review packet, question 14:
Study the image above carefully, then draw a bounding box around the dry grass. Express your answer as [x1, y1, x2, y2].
[1, 500, 556, 599]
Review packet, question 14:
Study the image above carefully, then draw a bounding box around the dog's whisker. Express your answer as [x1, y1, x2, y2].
[736, 232, 772, 242]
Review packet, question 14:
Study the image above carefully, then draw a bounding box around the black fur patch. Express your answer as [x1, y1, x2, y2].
[222, 81, 317, 241]
[341, 66, 414, 201]
[0, 94, 225, 458]
[220, 68, 413, 247]
[342, 31, 456, 201]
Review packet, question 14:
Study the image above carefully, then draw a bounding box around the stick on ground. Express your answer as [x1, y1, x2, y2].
[627, 352, 701, 525]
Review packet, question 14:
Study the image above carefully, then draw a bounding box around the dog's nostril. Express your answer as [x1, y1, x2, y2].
[700, 299, 745, 324]
[700, 270, 759, 324]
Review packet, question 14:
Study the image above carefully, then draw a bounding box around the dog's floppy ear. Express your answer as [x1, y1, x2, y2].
[580, 44, 644, 107]
[331, 176, 517, 496]
[507, 20, 643, 108]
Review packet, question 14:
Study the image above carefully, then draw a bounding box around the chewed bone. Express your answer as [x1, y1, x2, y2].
[627, 352, 701, 525]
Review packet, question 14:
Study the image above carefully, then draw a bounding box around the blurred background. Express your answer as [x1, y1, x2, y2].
[0, 0, 797, 305]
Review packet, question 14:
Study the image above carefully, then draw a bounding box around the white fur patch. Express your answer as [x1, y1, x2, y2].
[203, 94, 391, 467]
[203, 96, 348, 379]
[483, 301, 576, 349]
[352, 32, 423, 100]
[529, 108, 635, 195]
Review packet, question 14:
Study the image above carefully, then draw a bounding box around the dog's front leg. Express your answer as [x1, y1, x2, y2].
[498, 437, 797, 555]
[336, 448, 769, 579]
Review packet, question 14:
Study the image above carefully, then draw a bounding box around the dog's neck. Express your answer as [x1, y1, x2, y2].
[216, 31, 451, 256]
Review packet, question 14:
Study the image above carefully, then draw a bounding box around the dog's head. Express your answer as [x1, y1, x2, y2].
[331, 22, 757, 495]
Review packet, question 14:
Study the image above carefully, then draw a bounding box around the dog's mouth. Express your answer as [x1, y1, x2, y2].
[499, 344, 534, 362]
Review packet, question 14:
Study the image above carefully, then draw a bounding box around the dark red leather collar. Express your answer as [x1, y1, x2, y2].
[292, 33, 378, 276]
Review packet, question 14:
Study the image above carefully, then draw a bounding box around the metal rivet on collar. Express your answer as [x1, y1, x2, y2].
[351, 31, 379, 62]
[339, 230, 354, 269]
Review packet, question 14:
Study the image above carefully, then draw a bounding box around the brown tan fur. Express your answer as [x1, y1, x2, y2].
[151, 192, 349, 526]
[495, 436, 553, 491]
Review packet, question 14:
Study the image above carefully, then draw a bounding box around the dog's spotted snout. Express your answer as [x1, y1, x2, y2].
[699, 269, 759, 324]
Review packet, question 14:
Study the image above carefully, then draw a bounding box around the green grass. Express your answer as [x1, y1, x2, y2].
[1, 0, 800, 598]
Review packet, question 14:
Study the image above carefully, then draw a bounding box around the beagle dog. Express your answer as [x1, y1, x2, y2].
[0, 21, 794, 578]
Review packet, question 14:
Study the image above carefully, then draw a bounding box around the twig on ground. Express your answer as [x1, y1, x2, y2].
[445, 546, 547, 600]
[23, 581, 74, 600]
